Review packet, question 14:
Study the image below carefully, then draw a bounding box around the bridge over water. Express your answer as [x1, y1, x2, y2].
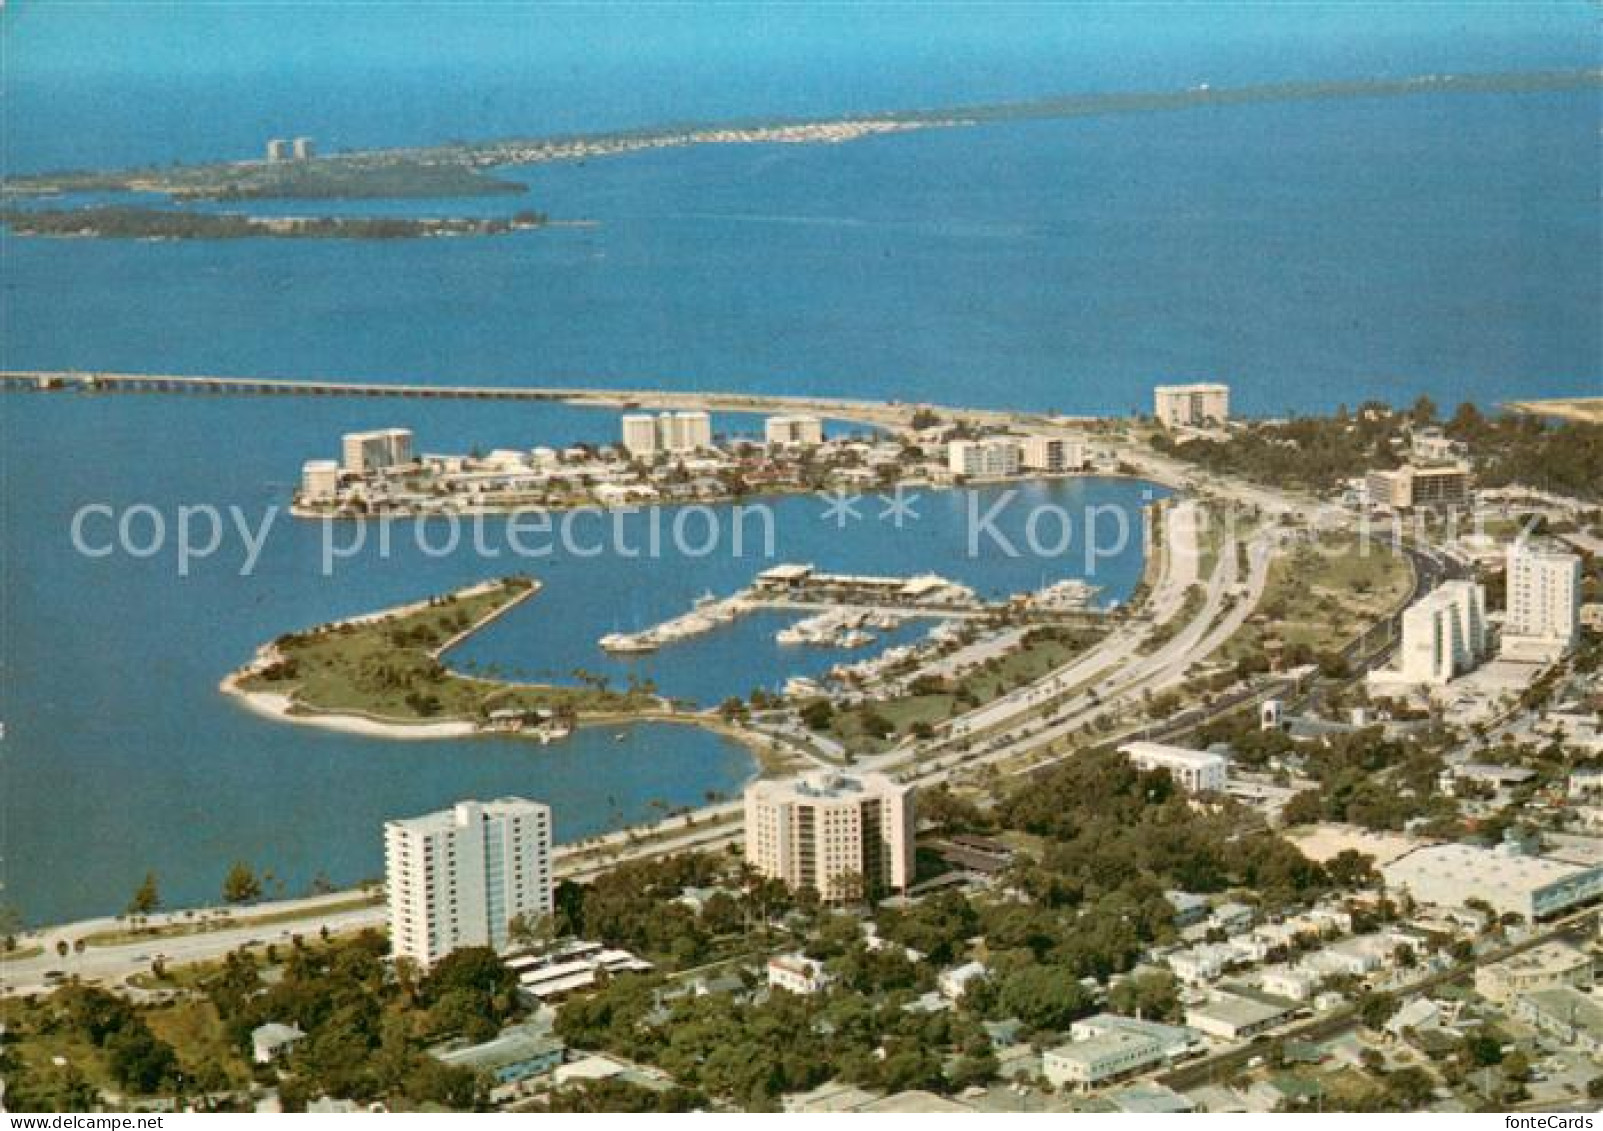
[0, 368, 961, 430]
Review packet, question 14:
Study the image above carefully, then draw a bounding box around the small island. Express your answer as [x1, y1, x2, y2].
[0, 206, 550, 241]
[222, 577, 664, 741]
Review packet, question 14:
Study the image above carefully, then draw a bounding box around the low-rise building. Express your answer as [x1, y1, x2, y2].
[1185, 989, 1300, 1042]
[1210, 902, 1256, 936]
[251, 1022, 306, 1065]
[768, 953, 832, 996]
[1044, 1030, 1166, 1090]
[1474, 941, 1594, 1004]
[1069, 1014, 1199, 1059]
[937, 960, 988, 1000]
[1513, 987, 1603, 1055]
[1120, 741, 1228, 793]
[1258, 965, 1320, 1002]
[434, 1023, 566, 1087]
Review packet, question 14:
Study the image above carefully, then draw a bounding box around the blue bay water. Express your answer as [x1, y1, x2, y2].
[1, 393, 1154, 926]
[4, 91, 1597, 414]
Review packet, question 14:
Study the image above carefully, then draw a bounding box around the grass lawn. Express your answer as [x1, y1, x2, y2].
[1225, 533, 1413, 664]
[823, 626, 1100, 752]
[240, 577, 654, 724]
[82, 893, 382, 949]
[145, 999, 253, 1089]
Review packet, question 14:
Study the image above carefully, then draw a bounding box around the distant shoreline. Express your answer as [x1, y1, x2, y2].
[5, 67, 1595, 203]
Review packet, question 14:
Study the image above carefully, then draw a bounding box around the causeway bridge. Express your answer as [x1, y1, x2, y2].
[0, 368, 992, 430]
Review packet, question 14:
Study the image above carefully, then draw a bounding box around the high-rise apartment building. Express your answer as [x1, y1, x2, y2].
[619, 411, 712, 457]
[385, 798, 553, 968]
[341, 428, 413, 474]
[948, 437, 1022, 478]
[1505, 537, 1581, 657]
[1153, 383, 1230, 429]
[744, 772, 914, 903]
[764, 414, 824, 447]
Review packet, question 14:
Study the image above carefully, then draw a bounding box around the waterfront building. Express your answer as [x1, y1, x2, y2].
[621, 413, 659, 457]
[743, 771, 914, 903]
[947, 437, 1022, 478]
[300, 458, 340, 502]
[1119, 741, 1228, 793]
[291, 136, 315, 160]
[620, 410, 712, 457]
[265, 138, 290, 163]
[765, 414, 824, 447]
[1153, 382, 1230, 429]
[665, 410, 712, 452]
[1364, 463, 1471, 510]
[341, 427, 413, 474]
[1474, 941, 1594, 1004]
[1389, 580, 1488, 686]
[1381, 843, 1603, 921]
[1504, 536, 1581, 659]
[1020, 434, 1085, 473]
[385, 797, 553, 968]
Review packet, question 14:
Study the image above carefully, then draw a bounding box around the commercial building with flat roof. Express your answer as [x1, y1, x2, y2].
[434, 1022, 566, 1085]
[385, 797, 553, 968]
[1381, 843, 1603, 921]
[744, 771, 914, 903]
[1474, 941, 1594, 1004]
[1514, 987, 1603, 1054]
[1120, 741, 1228, 793]
[1185, 989, 1300, 1042]
[1044, 1030, 1166, 1089]
[1153, 383, 1230, 429]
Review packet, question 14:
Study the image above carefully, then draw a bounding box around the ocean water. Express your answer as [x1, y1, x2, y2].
[3, 4, 1600, 924]
[4, 89, 1597, 414]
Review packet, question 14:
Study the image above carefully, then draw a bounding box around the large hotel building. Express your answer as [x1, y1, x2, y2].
[744, 772, 915, 903]
[385, 797, 553, 968]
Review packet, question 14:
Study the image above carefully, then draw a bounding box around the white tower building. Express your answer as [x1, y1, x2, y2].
[385, 798, 553, 968]
[744, 772, 914, 903]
